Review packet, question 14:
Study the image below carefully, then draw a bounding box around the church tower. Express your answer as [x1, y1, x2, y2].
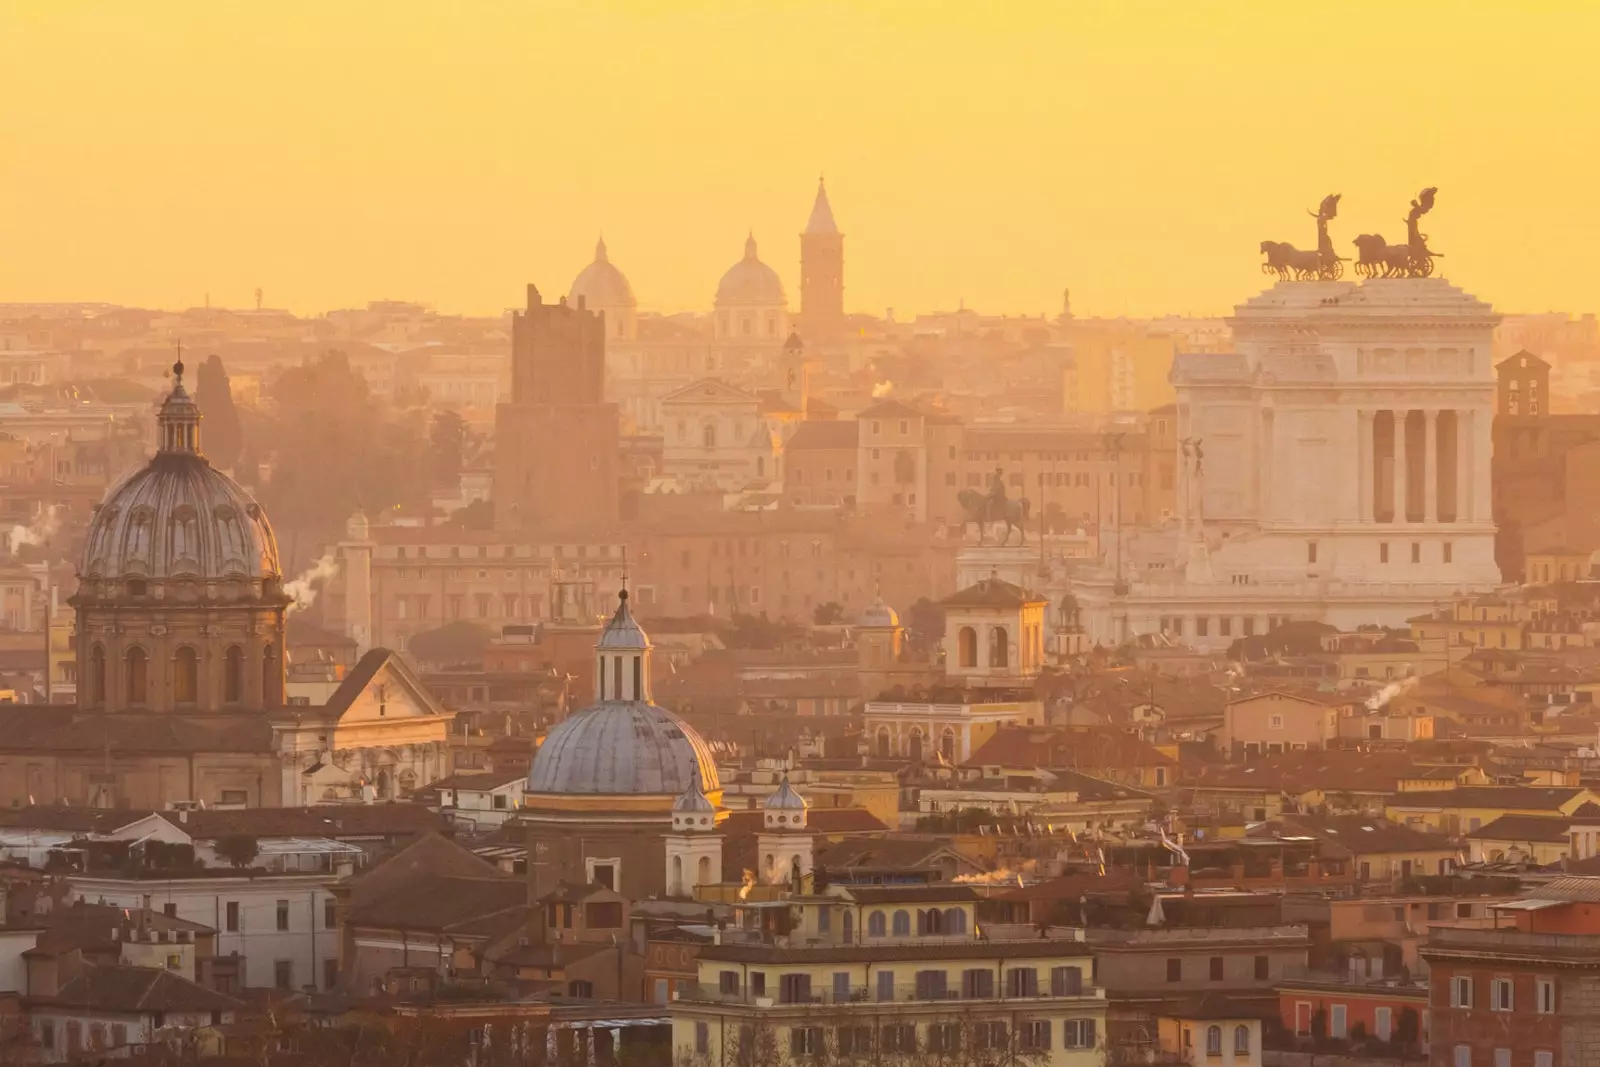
[756, 774, 813, 887]
[799, 179, 844, 344]
[665, 765, 723, 898]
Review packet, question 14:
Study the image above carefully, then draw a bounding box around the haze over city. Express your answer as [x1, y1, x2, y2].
[4, 2, 1599, 316]
[7, 5, 1600, 1066]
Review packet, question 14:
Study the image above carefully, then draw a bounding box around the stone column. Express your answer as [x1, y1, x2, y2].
[1393, 409, 1409, 523]
[1423, 409, 1439, 523]
[1474, 406, 1494, 522]
[1357, 409, 1373, 522]
[1457, 409, 1474, 524]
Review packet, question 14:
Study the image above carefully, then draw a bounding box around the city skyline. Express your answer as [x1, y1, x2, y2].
[3, 2, 1599, 318]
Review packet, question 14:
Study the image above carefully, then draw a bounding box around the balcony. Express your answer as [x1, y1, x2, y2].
[674, 982, 1106, 1008]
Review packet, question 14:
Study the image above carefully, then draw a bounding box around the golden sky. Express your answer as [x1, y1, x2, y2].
[2, 1, 1597, 319]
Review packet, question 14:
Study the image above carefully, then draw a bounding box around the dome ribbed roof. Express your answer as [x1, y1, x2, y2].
[764, 774, 808, 811]
[716, 234, 786, 307]
[570, 237, 636, 309]
[859, 595, 899, 629]
[528, 701, 721, 796]
[596, 588, 648, 650]
[80, 362, 281, 584]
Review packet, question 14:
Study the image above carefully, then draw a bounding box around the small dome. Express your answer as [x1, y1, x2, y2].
[716, 234, 786, 307]
[596, 588, 648, 650]
[80, 362, 281, 586]
[673, 765, 717, 814]
[528, 701, 720, 796]
[764, 774, 808, 811]
[859, 596, 899, 629]
[570, 237, 636, 309]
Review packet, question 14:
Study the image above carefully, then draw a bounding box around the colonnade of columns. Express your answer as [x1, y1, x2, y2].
[1354, 407, 1489, 524]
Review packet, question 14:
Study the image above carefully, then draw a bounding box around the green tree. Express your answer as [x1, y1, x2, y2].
[215, 834, 260, 869]
[194, 354, 243, 470]
[813, 601, 845, 626]
[904, 597, 946, 655]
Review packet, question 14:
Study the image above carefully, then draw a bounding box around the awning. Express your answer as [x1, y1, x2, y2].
[1489, 898, 1565, 911]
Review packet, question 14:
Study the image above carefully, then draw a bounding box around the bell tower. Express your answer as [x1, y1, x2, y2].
[799, 179, 844, 344]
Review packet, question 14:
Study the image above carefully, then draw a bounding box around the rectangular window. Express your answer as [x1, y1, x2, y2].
[324, 957, 338, 991]
[1243, 616, 1255, 637]
[1167, 958, 1182, 983]
[276, 900, 290, 932]
[837, 1027, 873, 1055]
[1006, 967, 1039, 997]
[778, 973, 813, 1005]
[1064, 1019, 1097, 1049]
[1492, 977, 1513, 1011]
[225, 901, 240, 932]
[1255, 955, 1269, 980]
[1050, 965, 1083, 996]
[962, 968, 995, 999]
[1197, 617, 1209, 637]
[882, 1025, 916, 1053]
[1209, 956, 1224, 981]
[1380, 542, 1390, 563]
[1308, 541, 1318, 564]
[274, 960, 293, 991]
[1452, 975, 1474, 1008]
[695, 1022, 710, 1055]
[1537, 977, 1556, 1014]
[1220, 618, 1232, 638]
[789, 1027, 822, 1057]
[1536, 1053, 1554, 1067]
[163, 902, 177, 918]
[750, 973, 766, 998]
[1021, 1021, 1051, 1050]
[877, 970, 895, 1003]
[1412, 541, 1422, 563]
[927, 1023, 960, 1053]
[1330, 1004, 1347, 1039]
[832, 972, 849, 1001]
[719, 971, 740, 995]
[1444, 541, 1454, 563]
[1494, 1051, 1510, 1067]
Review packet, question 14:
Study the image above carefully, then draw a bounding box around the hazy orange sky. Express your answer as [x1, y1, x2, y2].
[2, 2, 1597, 319]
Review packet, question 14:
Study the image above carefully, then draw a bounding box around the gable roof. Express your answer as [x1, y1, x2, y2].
[1388, 787, 1589, 811]
[662, 378, 762, 406]
[176, 803, 447, 841]
[319, 647, 448, 721]
[1466, 814, 1574, 843]
[51, 964, 242, 1014]
[941, 576, 1048, 610]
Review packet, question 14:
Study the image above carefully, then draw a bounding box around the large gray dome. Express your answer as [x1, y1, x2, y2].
[570, 238, 636, 309]
[716, 234, 786, 307]
[528, 701, 721, 796]
[80, 364, 281, 585]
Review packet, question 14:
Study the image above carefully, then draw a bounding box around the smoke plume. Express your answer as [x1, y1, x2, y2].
[284, 553, 339, 613]
[8, 506, 60, 555]
[1364, 675, 1418, 712]
[870, 380, 893, 398]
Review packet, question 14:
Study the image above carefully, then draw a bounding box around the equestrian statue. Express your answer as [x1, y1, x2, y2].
[957, 467, 1032, 546]
[1260, 193, 1345, 281]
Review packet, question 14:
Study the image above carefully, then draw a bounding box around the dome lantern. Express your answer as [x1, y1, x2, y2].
[157, 359, 202, 456]
[595, 586, 651, 702]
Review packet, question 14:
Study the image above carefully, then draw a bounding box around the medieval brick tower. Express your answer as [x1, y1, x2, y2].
[799, 179, 844, 344]
[494, 285, 619, 531]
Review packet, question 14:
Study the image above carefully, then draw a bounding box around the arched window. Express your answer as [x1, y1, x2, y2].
[891, 910, 910, 937]
[764, 853, 775, 879]
[876, 727, 891, 758]
[697, 855, 711, 888]
[868, 911, 886, 938]
[1206, 1026, 1222, 1057]
[940, 728, 956, 763]
[263, 645, 282, 706]
[671, 855, 683, 895]
[919, 909, 944, 935]
[126, 647, 148, 706]
[989, 627, 1009, 668]
[958, 626, 977, 668]
[89, 644, 106, 706]
[376, 770, 391, 799]
[944, 908, 967, 935]
[842, 910, 854, 943]
[223, 646, 244, 704]
[907, 728, 923, 762]
[174, 647, 198, 705]
[1233, 1025, 1250, 1055]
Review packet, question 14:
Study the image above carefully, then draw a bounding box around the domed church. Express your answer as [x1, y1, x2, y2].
[0, 362, 454, 809]
[523, 587, 724, 900]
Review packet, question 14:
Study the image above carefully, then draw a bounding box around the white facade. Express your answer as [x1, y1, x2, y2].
[68, 873, 339, 992]
[1077, 277, 1503, 651]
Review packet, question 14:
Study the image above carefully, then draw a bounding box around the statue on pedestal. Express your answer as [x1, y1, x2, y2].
[957, 467, 1032, 546]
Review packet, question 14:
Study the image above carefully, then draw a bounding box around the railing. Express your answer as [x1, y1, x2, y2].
[1277, 965, 1429, 991]
[1426, 928, 1600, 957]
[675, 982, 1104, 1008]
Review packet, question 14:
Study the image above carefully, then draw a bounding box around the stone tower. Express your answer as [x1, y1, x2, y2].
[799, 179, 844, 344]
[494, 285, 620, 531]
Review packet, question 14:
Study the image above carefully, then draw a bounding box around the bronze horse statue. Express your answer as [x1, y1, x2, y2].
[957, 488, 1032, 546]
